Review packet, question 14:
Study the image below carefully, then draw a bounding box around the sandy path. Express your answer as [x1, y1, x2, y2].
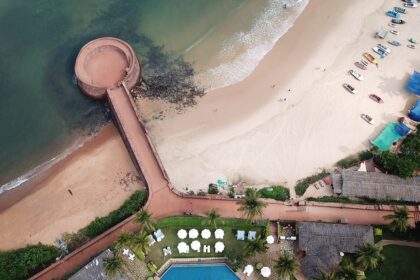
[0, 125, 144, 250]
[142, 0, 420, 193]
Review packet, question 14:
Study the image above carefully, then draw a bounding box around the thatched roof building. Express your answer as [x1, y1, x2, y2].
[332, 170, 420, 202]
[298, 222, 373, 279]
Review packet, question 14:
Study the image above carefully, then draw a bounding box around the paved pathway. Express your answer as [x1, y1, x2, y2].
[30, 85, 417, 280]
[377, 239, 420, 248]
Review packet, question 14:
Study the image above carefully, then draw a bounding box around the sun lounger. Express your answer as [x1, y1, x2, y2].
[248, 231, 256, 241]
[153, 229, 165, 242]
[146, 235, 156, 246]
[280, 236, 286, 240]
[290, 236, 297, 241]
[237, 230, 245, 240]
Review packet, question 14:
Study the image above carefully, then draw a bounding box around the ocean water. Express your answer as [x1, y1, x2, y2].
[0, 0, 307, 194]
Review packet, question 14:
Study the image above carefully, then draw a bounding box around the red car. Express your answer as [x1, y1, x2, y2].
[369, 94, 384, 103]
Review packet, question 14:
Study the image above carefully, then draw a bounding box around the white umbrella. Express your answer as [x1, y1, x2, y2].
[177, 229, 187, 239]
[189, 229, 199, 239]
[201, 229, 211, 239]
[260, 267, 271, 278]
[177, 242, 188, 253]
[191, 240, 201, 251]
[215, 241, 225, 253]
[243, 264, 253, 276]
[266, 235, 274, 244]
[215, 229, 224, 239]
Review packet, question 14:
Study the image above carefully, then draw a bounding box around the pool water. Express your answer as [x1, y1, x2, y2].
[161, 263, 240, 280]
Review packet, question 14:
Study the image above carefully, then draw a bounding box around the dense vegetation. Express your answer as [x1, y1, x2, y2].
[366, 245, 420, 280]
[307, 196, 418, 206]
[257, 186, 290, 201]
[64, 191, 147, 251]
[294, 170, 329, 196]
[0, 244, 60, 280]
[373, 125, 420, 177]
[336, 150, 373, 168]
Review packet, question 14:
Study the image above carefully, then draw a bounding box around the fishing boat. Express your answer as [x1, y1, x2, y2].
[378, 44, 391, 53]
[369, 94, 384, 103]
[407, 44, 416, 49]
[394, 7, 407, 13]
[404, 3, 417, 7]
[355, 61, 367, 70]
[388, 22, 396, 27]
[372, 47, 387, 58]
[361, 114, 375, 125]
[349, 70, 363, 81]
[386, 10, 401, 18]
[390, 30, 399, 35]
[388, 40, 401, 46]
[363, 52, 379, 65]
[391, 19, 406, 24]
[343, 83, 357, 94]
[361, 60, 369, 66]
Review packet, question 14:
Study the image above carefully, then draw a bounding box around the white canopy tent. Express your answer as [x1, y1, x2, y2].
[191, 240, 201, 252]
[177, 242, 189, 254]
[215, 241, 225, 253]
[215, 229, 224, 239]
[177, 229, 187, 239]
[260, 267, 271, 278]
[266, 235, 275, 244]
[189, 229, 199, 239]
[243, 264, 254, 276]
[201, 229, 211, 239]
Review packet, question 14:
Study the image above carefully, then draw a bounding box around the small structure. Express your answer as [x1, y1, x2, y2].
[201, 229, 211, 239]
[298, 222, 373, 279]
[332, 170, 420, 202]
[237, 230, 245, 240]
[247, 231, 256, 241]
[215, 229, 224, 239]
[189, 229, 199, 239]
[154, 229, 165, 242]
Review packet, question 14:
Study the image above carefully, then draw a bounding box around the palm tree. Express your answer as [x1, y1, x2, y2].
[237, 188, 268, 222]
[135, 209, 156, 232]
[115, 231, 134, 250]
[202, 208, 222, 228]
[103, 254, 124, 278]
[355, 242, 384, 271]
[335, 262, 365, 280]
[131, 230, 151, 257]
[274, 251, 299, 279]
[244, 237, 268, 257]
[313, 271, 338, 280]
[384, 206, 410, 233]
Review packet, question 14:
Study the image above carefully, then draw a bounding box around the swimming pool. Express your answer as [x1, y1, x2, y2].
[160, 263, 239, 280]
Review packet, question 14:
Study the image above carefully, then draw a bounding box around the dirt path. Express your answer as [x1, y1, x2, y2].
[377, 240, 420, 248]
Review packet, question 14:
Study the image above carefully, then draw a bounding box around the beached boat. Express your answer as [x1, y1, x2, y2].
[404, 3, 417, 7]
[388, 22, 396, 27]
[391, 19, 406, 24]
[388, 40, 401, 46]
[386, 11, 401, 18]
[361, 114, 375, 125]
[409, 38, 417, 43]
[390, 30, 399, 35]
[394, 7, 407, 13]
[378, 44, 391, 53]
[372, 47, 386, 58]
[363, 52, 378, 65]
[369, 94, 384, 103]
[407, 44, 416, 49]
[349, 70, 363, 81]
[355, 61, 367, 70]
[343, 83, 357, 94]
[375, 30, 388, 39]
[361, 60, 369, 66]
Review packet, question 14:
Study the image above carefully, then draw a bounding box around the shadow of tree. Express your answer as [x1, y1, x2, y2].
[377, 74, 411, 97]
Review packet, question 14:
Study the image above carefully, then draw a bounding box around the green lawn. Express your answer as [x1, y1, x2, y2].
[257, 186, 290, 201]
[366, 245, 420, 280]
[147, 216, 267, 267]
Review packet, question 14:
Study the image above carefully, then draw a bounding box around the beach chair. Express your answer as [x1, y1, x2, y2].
[153, 229, 165, 242]
[247, 231, 256, 241]
[290, 236, 297, 240]
[146, 235, 156, 246]
[280, 236, 286, 240]
[236, 230, 245, 240]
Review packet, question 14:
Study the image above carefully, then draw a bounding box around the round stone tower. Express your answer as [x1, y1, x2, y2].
[74, 37, 141, 99]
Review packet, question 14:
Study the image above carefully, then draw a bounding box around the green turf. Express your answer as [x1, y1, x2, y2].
[366, 245, 420, 280]
[148, 216, 266, 267]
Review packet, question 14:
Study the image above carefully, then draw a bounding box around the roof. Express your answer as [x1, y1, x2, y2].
[406, 70, 420, 96]
[333, 170, 420, 202]
[298, 222, 373, 279]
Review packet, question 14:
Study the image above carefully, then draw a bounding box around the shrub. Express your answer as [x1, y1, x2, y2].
[374, 228, 383, 236]
[208, 184, 219, 194]
[256, 262, 263, 270]
[294, 170, 329, 196]
[197, 191, 207, 196]
[147, 262, 158, 274]
[0, 243, 60, 280]
[258, 186, 290, 201]
[84, 191, 147, 238]
[228, 187, 235, 198]
[62, 231, 89, 252]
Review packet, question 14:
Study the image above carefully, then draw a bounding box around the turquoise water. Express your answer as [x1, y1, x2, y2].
[161, 264, 239, 280]
[0, 0, 308, 192]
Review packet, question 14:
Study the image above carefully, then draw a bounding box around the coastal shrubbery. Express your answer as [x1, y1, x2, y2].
[257, 186, 290, 201]
[0, 243, 60, 280]
[336, 150, 374, 168]
[294, 170, 329, 196]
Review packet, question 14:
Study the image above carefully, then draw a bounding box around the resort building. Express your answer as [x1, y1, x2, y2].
[298, 222, 374, 279]
[332, 170, 420, 203]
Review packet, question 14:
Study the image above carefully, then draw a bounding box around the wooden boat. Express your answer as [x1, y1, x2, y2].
[390, 30, 399, 35]
[363, 52, 379, 65]
[386, 10, 400, 18]
[369, 94, 384, 103]
[391, 19, 406, 24]
[355, 61, 367, 70]
[378, 44, 391, 53]
[372, 47, 386, 58]
[404, 3, 417, 7]
[349, 70, 363, 81]
[361, 114, 375, 125]
[388, 40, 401, 46]
[407, 44, 416, 49]
[343, 83, 357, 94]
[394, 7, 407, 13]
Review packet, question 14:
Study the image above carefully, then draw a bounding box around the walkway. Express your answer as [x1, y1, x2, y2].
[377, 239, 420, 248]
[30, 84, 417, 280]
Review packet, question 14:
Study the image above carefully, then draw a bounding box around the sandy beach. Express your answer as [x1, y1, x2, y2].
[0, 125, 144, 250]
[140, 0, 420, 195]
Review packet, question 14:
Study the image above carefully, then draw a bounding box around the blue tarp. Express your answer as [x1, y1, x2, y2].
[394, 122, 411, 136]
[406, 71, 420, 96]
[408, 99, 420, 122]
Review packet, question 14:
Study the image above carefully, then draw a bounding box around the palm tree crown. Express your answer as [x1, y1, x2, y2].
[355, 242, 384, 271]
[237, 188, 268, 222]
[244, 237, 268, 257]
[335, 262, 365, 280]
[132, 230, 151, 256]
[203, 208, 222, 228]
[384, 206, 410, 233]
[274, 251, 299, 279]
[103, 254, 124, 278]
[115, 231, 135, 249]
[313, 271, 337, 280]
[135, 209, 156, 232]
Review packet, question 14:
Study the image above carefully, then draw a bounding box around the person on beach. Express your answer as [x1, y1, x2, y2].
[67, 189, 73, 196]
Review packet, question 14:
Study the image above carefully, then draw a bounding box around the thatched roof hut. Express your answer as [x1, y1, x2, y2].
[298, 222, 373, 279]
[332, 170, 420, 202]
